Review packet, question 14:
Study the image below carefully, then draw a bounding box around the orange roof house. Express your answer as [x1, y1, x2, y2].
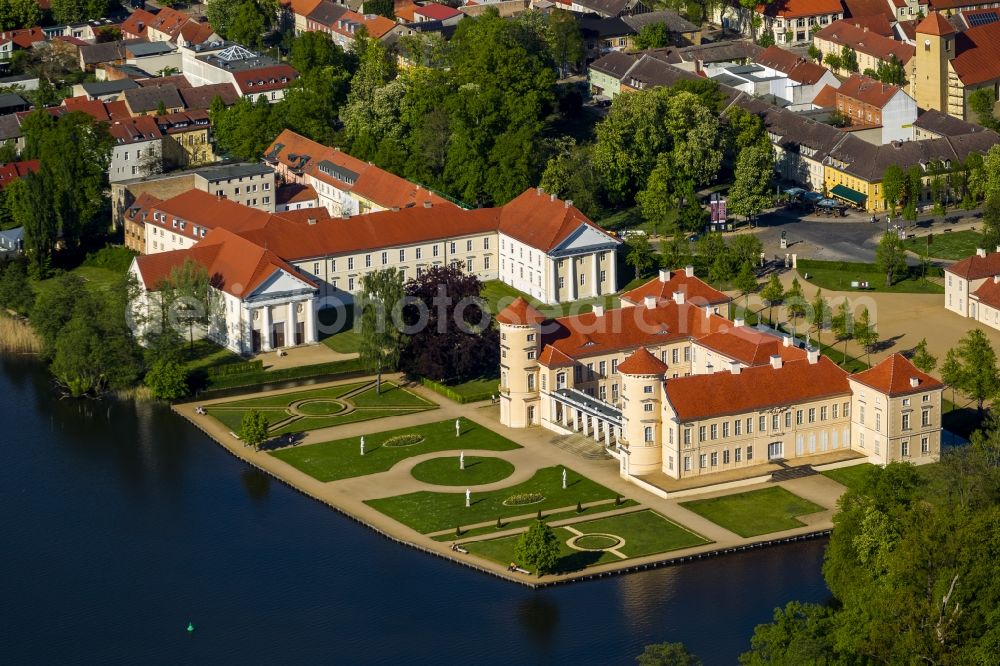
[850, 353, 944, 397]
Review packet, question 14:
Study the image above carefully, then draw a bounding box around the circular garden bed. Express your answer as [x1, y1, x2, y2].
[294, 399, 347, 416]
[411, 456, 515, 486]
[571, 534, 622, 551]
[502, 492, 545, 507]
[383, 434, 425, 447]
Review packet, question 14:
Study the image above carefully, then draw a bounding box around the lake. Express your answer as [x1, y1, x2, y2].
[0, 356, 829, 664]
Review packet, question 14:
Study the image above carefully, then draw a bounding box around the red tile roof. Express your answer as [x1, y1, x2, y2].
[109, 115, 163, 143]
[395, 0, 420, 21]
[287, 0, 324, 15]
[232, 65, 299, 95]
[276, 182, 318, 206]
[815, 20, 916, 64]
[972, 276, 1000, 309]
[178, 82, 239, 109]
[665, 356, 851, 421]
[121, 9, 155, 38]
[836, 73, 905, 109]
[844, 13, 894, 36]
[138, 74, 192, 89]
[542, 301, 730, 360]
[537, 345, 576, 368]
[0, 27, 45, 49]
[620, 270, 731, 307]
[844, 0, 895, 22]
[916, 11, 957, 36]
[756, 45, 832, 85]
[756, 0, 843, 18]
[812, 83, 839, 108]
[135, 227, 317, 298]
[274, 207, 334, 224]
[414, 3, 462, 20]
[695, 327, 808, 366]
[0, 159, 39, 190]
[850, 353, 943, 396]
[618, 347, 669, 375]
[498, 188, 616, 253]
[949, 22, 1000, 86]
[945, 249, 1000, 279]
[496, 297, 546, 326]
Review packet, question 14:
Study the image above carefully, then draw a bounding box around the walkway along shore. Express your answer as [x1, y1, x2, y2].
[172, 376, 844, 589]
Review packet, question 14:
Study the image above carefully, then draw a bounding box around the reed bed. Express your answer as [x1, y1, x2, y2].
[0, 314, 42, 355]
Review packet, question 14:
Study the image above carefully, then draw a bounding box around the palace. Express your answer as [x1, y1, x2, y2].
[498, 269, 943, 487]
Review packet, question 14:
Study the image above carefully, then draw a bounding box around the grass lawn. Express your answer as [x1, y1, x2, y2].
[365, 466, 619, 534]
[270, 418, 521, 482]
[797, 261, 943, 295]
[317, 306, 362, 354]
[822, 464, 875, 492]
[207, 381, 436, 436]
[430, 499, 640, 541]
[181, 339, 244, 374]
[463, 510, 710, 574]
[410, 456, 515, 486]
[446, 376, 500, 400]
[904, 230, 982, 261]
[681, 486, 825, 538]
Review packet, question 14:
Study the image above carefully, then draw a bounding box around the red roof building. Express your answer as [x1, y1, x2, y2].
[0, 159, 39, 190]
[618, 347, 670, 375]
[621, 268, 731, 308]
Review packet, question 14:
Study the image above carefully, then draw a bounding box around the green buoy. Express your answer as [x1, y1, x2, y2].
[187, 622, 195, 633]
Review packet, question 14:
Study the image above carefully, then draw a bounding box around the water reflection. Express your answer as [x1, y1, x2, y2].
[517, 595, 559, 650]
[240, 466, 271, 501]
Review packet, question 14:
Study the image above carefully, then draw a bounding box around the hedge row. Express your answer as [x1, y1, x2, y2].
[206, 359, 264, 377]
[205, 357, 366, 391]
[419, 377, 495, 405]
[797, 258, 943, 278]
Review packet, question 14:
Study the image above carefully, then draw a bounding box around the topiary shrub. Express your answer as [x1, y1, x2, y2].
[383, 434, 424, 447]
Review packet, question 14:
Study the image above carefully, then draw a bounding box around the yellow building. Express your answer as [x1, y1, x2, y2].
[913, 11, 1000, 120]
[497, 272, 945, 491]
[155, 111, 218, 169]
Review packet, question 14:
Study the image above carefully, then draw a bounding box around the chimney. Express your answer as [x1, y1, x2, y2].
[807, 348, 820, 364]
[770, 355, 783, 370]
[391, 206, 400, 212]
[994, 275, 1000, 284]
[423, 201, 432, 208]
[550, 193, 556, 202]
[592, 304, 604, 317]
[684, 265, 694, 278]
[673, 291, 685, 305]
[783, 335, 793, 347]
[341, 211, 350, 219]
[730, 361, 741, 375]
[734, 317, 745, 328]
[977, 248, 987, 258]
[705, 307, 712, 318]
[644, 295, 657, 308]
[565, 199, 573, 208]
[536, 186, 544, 196]
[658, 268, 670, 282]
[910, 377, 920, 388]
[307, 217, 317, 225]
[996, 245, 1000, 253]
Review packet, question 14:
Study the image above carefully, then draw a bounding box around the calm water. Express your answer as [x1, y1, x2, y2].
[0, 356, 829, 665]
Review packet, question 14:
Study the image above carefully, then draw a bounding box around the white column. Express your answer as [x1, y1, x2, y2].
[261, 306, 272, 351]
[593, 419, 602, 441]
[605, 424, 613, 447]
[562, 403, 570, 427]
[569, 256, 577, 300]
[286, 301, 297, 347]
[572, 409, 580, 432]
[305, 299, 317, 343]
[552, 259, 560, 303]
[591, 253, 600, 297]
[609, 250, 618, 292]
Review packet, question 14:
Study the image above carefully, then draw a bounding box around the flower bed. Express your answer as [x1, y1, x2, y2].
[502, 492, 545, 506]
[383, 434, 425, 448]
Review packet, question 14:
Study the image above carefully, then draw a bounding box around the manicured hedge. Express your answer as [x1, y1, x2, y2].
[205, 358, 366, 391]
[797, 258, 943, 278]
[206, 360, 264, 377]
[419, 377, 496, 404]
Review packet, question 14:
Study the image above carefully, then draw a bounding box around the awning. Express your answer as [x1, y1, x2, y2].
[830, 184, 867, 206]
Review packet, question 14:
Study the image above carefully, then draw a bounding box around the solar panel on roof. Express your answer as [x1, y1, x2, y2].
[966, 10, 999, 27]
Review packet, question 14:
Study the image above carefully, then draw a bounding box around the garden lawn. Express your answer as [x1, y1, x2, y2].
[797, 261, 943, 294]
[206, 381, 435, 436]
[680, 486, 825, 538]
[463, 510, 710, 573]
[270, 418, 520, 481]
[411, 456, 515, 486]
[821, 464, 875, 492]
[430, 500, 640, 541]
[365, 466, 619, 533]
[481, 281, 618, 319]
[904, 230, 982, 261]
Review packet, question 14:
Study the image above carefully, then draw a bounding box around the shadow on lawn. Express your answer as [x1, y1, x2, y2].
[257, 431, 308, 452]
[554, 550, 605, 573]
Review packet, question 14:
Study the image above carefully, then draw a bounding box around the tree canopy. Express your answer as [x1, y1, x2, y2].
[358, 268, 405, 393]
[514, 520, 560, 576]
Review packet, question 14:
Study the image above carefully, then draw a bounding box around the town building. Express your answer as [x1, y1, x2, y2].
[912, 108, 991, 140]
[0, 159, 39, 190]
[121, 7, 219, 47]
[263, 129, 455, 216]
[752, 45, 840, 108]
[497, 272, 944, 487]
[943, 247, 1000, 329]
[181, 43, 299, 103]
[716, 0, 844, 46]
[116, 163, 277, 250]
[812, 18, 915, 78]
[555, 0, 650, 18]
[822, 73, 917, 144]
[305, 3, 397, 48]
[913, 11, 1000, 120]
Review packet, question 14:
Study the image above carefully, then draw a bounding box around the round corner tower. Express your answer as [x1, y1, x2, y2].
[497, 297, 544, 428]
[618, 347, 668, 476]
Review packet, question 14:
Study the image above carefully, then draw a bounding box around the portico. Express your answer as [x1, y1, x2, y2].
[549, 387, 623, 448]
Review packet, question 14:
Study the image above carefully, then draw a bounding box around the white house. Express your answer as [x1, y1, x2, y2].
[181, 43, 299, 103]
[944, 247, 1000, 331]
[109, 116, 165, 184]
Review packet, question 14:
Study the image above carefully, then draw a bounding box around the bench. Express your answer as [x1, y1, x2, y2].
[230, 432, 240, 440]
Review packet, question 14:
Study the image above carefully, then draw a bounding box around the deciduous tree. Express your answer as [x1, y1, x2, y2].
[145, 358, 190, 400]
[0, 0, 41, 30]
[637, 642, 702, 666]
[942, 328, 1000, 417]
[809, 288, 830, 345]
[760, 272, 784, 323]
[728, 144, 774, 223]
[240, 409, 270, 450]
[875, 230, 907, 286]
[514, 520, 560, 576]
[911, 337, 937, 373]
[358, 268, 405, 394]
[625, 234, 657, 279]
[881, 165, 905, 215]
[854, 306, 878, 365]
[633, 22, 672, 50]
[832, 298, 854, 364]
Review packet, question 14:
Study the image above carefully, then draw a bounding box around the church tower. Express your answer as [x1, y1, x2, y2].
[497, 297, 545, 428]
[914, 12, 957, 116]
[618, 347, 668, 476]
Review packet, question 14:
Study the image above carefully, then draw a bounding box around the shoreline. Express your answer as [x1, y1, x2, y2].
[171, 381, 839, 588]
